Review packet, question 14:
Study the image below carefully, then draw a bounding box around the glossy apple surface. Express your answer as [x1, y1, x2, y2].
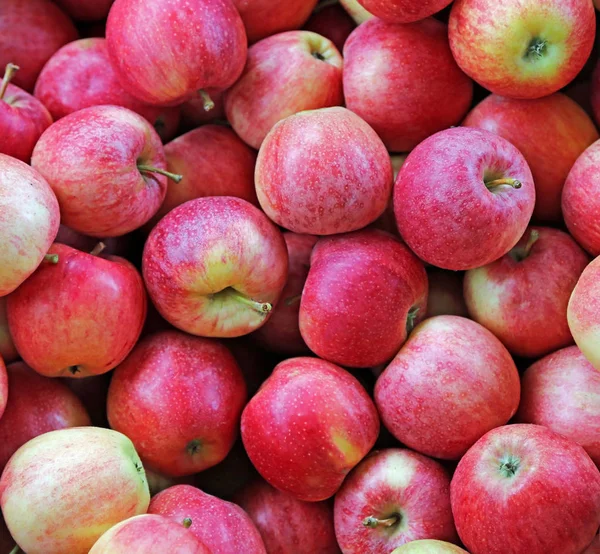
[356, 0, 453, 23]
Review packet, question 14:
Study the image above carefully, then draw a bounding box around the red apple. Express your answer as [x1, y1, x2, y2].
[143, 196, 288, 338]
[106, 0, 247, 106]
[54, 0, 114, 21]
[450, 424, 600, 554]
[299, 229, 428, 368]
[463, 93, 599, 222]
[180, 89, 226, 129]
[355, 0, 453, 23]
[304, 4, 356, 53]
[340, 0, 374, 23]
[0, 154, 60, 297]
[375, 316, 521, 460]
[241, 357, 380, 501]
[426, 269, 468, 318]
[343, 18, 473, 153]
[392, 541, 468, 553]
[7, 243, 147, 378]
[149, 484, 267, 553]
[0, 298, 18, 364]
[449, 0, 595, 99]
[225, 31, 343, 149]
[235, 479, 340, 554]
[256, 107, 393, 234]
[334, 449, 458, 552]
[394, 127, 535, 270]
[464, 227, 589, 358]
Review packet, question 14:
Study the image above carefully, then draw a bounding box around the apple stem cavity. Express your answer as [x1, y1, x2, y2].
[90, 242, 106, 257]
[485, 177, 522, 191]
[225, 288, 273, 314]
[0, 63, 19, 101]
[312, 51, 326, 61]
[137, 165, 183, 183]
[43, 253, 59, 264]
[524, 37, 548, 61]
[509, 229, 540, 262]
[198, 89, 215, 112]
[363, 515, 400, 529]
[182, 517, 193, 529]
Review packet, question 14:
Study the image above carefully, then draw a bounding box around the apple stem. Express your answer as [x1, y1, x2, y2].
[138, 165, 183, 183]
[0, 63, 19, 101]
[406, 306, 420, 335]
[9, 545, 21, 554]
[510, 229, 540, 262]
[225, 288, 272, 314]
[284, 294, 302, 307]
[198, 89, 215, 112]
[43, 253, 59, 264]
[90, 242, 106, 257]
[485, 178, 522, 191]
[182, 517, 193, 529]
[363, 515, 399, 529]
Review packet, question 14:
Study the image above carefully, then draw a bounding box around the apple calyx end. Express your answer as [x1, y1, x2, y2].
[67, 365, 80, 376]
[485, 178, 522, 191]
[186, 439, 202, 456]
[0, 63, 19, 101]
[524, 37, 548, 61]
[198, 89, 215, 112]
[182, 517, 193, 529]
[499, 457, 520, 478]
[138, 165, 183, 184]
[43, 253, 59, 264]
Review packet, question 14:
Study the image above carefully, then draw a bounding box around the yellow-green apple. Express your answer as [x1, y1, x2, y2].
[106, 0, 247, 107]
[340, 0, 374, 23]
[53, 0, 114, 21]
[148, 484, 267, 553]
[256, 107, 393, 234]
[425, 269, 468, 318]
[299, 229, 428, 368]
[450, 424, 600, 554]
[516, 346, 600, 467]
[0, 298, 18, 363]
[343, 18, 473, 152]
[0, 427, 150, 554]
[334, 449, 458, 552]
[355, 0, 453, 23]
[0, 362, 91, 472]
[463, 93, 599, 222]
[394, 127, 535, 270]
[88, 514, 210, 553]
[392, 540, 469, 553]
[107, 330, 247, 477]
[234, 479, 340, 553]
[142, 196, 288, 338]
[448, 0, 595, 99]
[0, 154, 59, 297]
[241, 357, 380, 501]
[253, 232, 317, 355]
[304, 3, 356, 53]
[225, 31, 343, 149]
[7, 243, 147, 378]
[0, 0, 78, 92]
[375, 316, 520, 460]
[464, 227, 589, 358]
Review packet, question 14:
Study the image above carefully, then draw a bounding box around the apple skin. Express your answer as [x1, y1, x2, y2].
[0, 298, 18, 363]
[225, 31, 343, 150]
[149, 484, 267, 553]
[0, 154, 60, 297]
[32, 105, 169, 237]
[391, 540, 468, 553]
[375, 316, 521, 460]
[299, 229, 428, 368]
[425, 269, 468, 318]
[7, 243, 147, 378]
[464, 227, 589, 358]
[334, 449, 458, 552]
[450, 424, 600, 554]
[241, 357, 380, 502]
[448, 0, 595, 99]
[356, 0, 453, 23]
[256, 107, 393, 235]
[304, 4, 356, 53]
[394, 127, 535, 270]
[0, 427, 151, 554]
[106, 0, 247, 106]
[53, 0, 114, 21]
[143, 196, 288, 338]
[343, 18, 473, 153]
[516, 346, 600, 467]
[340, 0, 374, 23]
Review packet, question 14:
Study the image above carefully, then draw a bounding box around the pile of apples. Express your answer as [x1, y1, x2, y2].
[1, 0, 600, 552]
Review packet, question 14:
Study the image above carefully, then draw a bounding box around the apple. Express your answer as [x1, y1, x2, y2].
[426, 269, 468, 318]
[394, 127, 535, 270]
[235, 479, 340, 554]
[32, 104, 179, 238]
[0, 427, 150, 554]
[516, 346, 600, 467]
[355, 0, 453, 23]
[343, 18, 473, 153]
[180, 88, 226, 129]
[299, 229, 428, 368]
[375, 316, 521, 460]
[149, 484, 267, 553]
[391, 541, 468, 553]
[0, 361, 91, 472]
[463, 93, 599, 222]
[464, 227, 589, 358]
[448, 0, 595, 99]
[225, 30, 344, 149]
[241, 356, 380, 501]
[0, 298, 18, 364]
[143, 196, 288, 338]
[0, 154, 60, 297]
[7, 243, 147, 378]
[340, 0, 374, 23]
[450, 424, 600, 554]
[256, 107, 393, 235]
[304, 3, 356, 53]
[334, 449, 457, 552]
[106, 0, 247, 107]
[53, 0, 114, 21]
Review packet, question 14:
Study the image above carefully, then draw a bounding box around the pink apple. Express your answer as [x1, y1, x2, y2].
[256, 107, 393, 234]
[0, 154, 59, 297]
[304, 4, 356, 53]
[463, 93, 599, 222]
[299, 229, 428, 368]
[449, 0, 595, 99]
[143, 196, 288, 338]
[392, 541, 468, 553]
[54, 0, 114, 21]
[451, 424, 600, 554]
[0, 427, 150, 554]
[340, 0, 374, 23]
[464, 227, 589, 358]
[394, 127, 535, 270]
[425, 269, 468, 318]
[355, 0, 453, 23]
[7, 243, 147, 378]
[225, 31, 343, 149]
[0, 298, 18, 363]
[343, 18, 473, 153]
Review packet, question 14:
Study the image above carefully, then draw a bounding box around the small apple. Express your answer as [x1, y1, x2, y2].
[391, 540, 468, 553]
[425, 269, 468, 318]
[0, 298, 18, 363]
[304, 3, 356, 53]
[355, 0, 453, 23]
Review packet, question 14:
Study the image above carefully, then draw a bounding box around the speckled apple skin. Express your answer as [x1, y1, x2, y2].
[0, 298, 18, 363]
[357, 0, 452, 23]
[391, 540, 468, 553]
[241, 357, 380, 502]
[394, 127, 535, 270]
